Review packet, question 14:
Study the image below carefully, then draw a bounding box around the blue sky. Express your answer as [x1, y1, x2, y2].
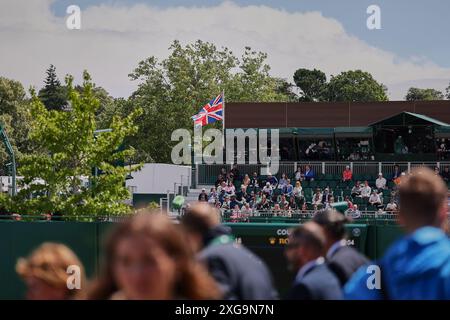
[2, 0, 450, 99]
[50, 0, 450, 68]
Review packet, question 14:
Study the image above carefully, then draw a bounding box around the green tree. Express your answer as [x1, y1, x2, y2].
[38, 64, 68, 111]
[293, 68, 327, 101]
[128, 40, 290, 163]
[0, 77, 33, 174]
[405, 87, 444, 101]
[327, 70, 388, 102]
[444, 82, 450, 100]
[1, 71, 142, 217]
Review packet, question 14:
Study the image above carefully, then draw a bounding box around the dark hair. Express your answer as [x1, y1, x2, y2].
[313, 209, 350, 240]
[87, 212, 221, 300]
[289, 223, 325, 253]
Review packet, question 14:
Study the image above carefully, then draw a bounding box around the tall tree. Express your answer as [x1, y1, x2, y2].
[0, 71, 142, 217]
[128, 40, 290, 163]
[293, 68, 327, 101]
[38, 64, 67, 111]
[405, 87, 444, 101]
[327, 70, 388, 102]
[0, 77, 33, 174]
[445, 82, 450, 100]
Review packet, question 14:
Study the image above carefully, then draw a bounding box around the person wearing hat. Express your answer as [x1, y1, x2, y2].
[198, 188, 208, 202]
[375, 172, 387, 190]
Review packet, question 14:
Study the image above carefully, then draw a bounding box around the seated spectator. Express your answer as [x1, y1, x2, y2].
[284, 179, 294, 196]
[294, 168, 303, 182]
[313, 189, 323, 208]
[249, 172, 260, 188]
[215, 174, 225, 188]
[243, 174, 250, 187]
[347, 205, 361, 219]
[351, 181, 361, 198]
[360, 181, 371, 201]
[262, 182, 273, 197]
[278, 173, 288, 189]
[441, 166, 450, 182]
[221, 195, 231, 210]
[385, 199, 398, 212]
[278, 194, 289, 210]
[344, 196, 354, 210]
[368, 191, 382, 209]
[198, 188, 208, 202]
[293, 181, 303, 199]
[375, 173, 387, 189]
[208, 187, 217, 204]
[394, 172, 406, 186]
[267, 174, 278, 188]
[236, 185, 247, 202]
[229, 194, 240, 209]
[257, 194, 271, 211]
[322, 187, 332, 204]
[289, 196, 298, 210]
[241, 203, 253, 215]
[304, 165, 315, 181]
[391, 165, 401, 181]
[230, 205, 242, 222]
[342, 166, 352, 182]
[220, 166, 228, 177]
[217, 181, 227, 194]
[230, 164, 240, 180]
[324, 196, 335, 209]
[273, 203, 281, 213]
[224, 181, 235, 194]
[301, 202, 308, 212]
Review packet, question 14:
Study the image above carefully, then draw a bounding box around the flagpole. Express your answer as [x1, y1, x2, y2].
[222, 89, 226, 158]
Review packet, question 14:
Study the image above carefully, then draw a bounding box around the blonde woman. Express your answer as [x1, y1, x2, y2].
[16, 243, 85, 300]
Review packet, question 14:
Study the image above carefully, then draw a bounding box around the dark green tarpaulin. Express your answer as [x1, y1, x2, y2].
[334, 126, 373, 138]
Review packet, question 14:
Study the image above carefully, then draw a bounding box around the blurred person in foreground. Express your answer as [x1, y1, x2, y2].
[345, 167, 450, 299]
[181, 202, 278, 300]
[16, 242, 85, 300]
[313, 209, 369, 286]
[87, 212, 220, 300]
[284, 222, 343, 300]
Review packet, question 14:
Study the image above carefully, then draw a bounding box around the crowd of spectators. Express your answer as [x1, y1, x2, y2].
[199, 164, 426, 219]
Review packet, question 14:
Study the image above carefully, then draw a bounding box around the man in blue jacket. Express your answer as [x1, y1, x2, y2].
[345, 167, 450, 300]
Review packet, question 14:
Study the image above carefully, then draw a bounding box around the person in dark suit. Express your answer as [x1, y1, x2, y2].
[181, 202, 278, 300]
[313, 209, 370, 286]
[284, 222, 343, 300]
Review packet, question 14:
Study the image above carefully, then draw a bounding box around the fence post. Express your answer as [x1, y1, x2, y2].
[407, 162, 411, 173]
[294, 162, 297, 173]
[322, 162, 325, 175]
[195, 163, 199, 188]
[378, 162, 382, 174]
[350, 162, 353, 172]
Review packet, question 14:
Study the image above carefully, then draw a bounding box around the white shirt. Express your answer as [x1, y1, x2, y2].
[369, 193, 381, 204]
[376, 177, 387, 189]
[361, 185, 371, 197]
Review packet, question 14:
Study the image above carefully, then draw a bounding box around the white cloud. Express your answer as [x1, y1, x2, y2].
[1, 0, 449, 100]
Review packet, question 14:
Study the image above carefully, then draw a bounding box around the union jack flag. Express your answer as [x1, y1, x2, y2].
[192, 93, 223, 128]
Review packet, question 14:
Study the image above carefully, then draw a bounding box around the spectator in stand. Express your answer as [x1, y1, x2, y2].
[220, 167, 227, 178]
[221, 195, 231, 210]
[215, 174, 225, 188]
[313, 209, 370, 287]
[241, 203, 253, 215]
[279, 194, 289, 210]
[293, 181, 303, 201]
[88, 213, 221, 300]
[391, 165, 401, 181]
[294, 167, 303, 182]
[441, 166, 450, 182]
[230, 164, 240, 181]
[360, 181, 371, 201]
[289, 196, 298, 210]
[284, 179, 294, 196]
[230, 205, 242, 222]
[345, 167, 450, 299]
[198, 188, 208, 202]
[236, 185, 247, 203]
[324, 196, 335, 209]
[278, 173, 288, 190]
[351, 181, 361, 198]
[208, 187, 217, 204]
[229, 194, 240, 209]
[273, 203, 281, 213]
[284, 222, 343, 300]
[182, 203, 278, 300]
[301, 202, 308, 212]
[304, 165, 315, 181]
[267, 174, 278, 188]
[217, 181, 226, 194]
[249, 172, 260, 189]
[16, 243, 86, 300]
[375, 173, 387, 190]
[312, 189, 323, 209]
[224, 181, 235, 194]
[248, 192, 257, 209]
[262, 182, 273, 197]
[385, 199, 398, 213]
[344, 196, 354, 210]
[257, 194, 271, 211]
[434, 166, 440, 176]
[243, 174, 250, 187]
[342, 166, 352, 183]
[322, 187, 332, 204]
[368, 190, 382, 209]
[394, 172, 406, 186]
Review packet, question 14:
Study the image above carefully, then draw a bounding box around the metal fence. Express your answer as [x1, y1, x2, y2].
[195, 161, 450, 186]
